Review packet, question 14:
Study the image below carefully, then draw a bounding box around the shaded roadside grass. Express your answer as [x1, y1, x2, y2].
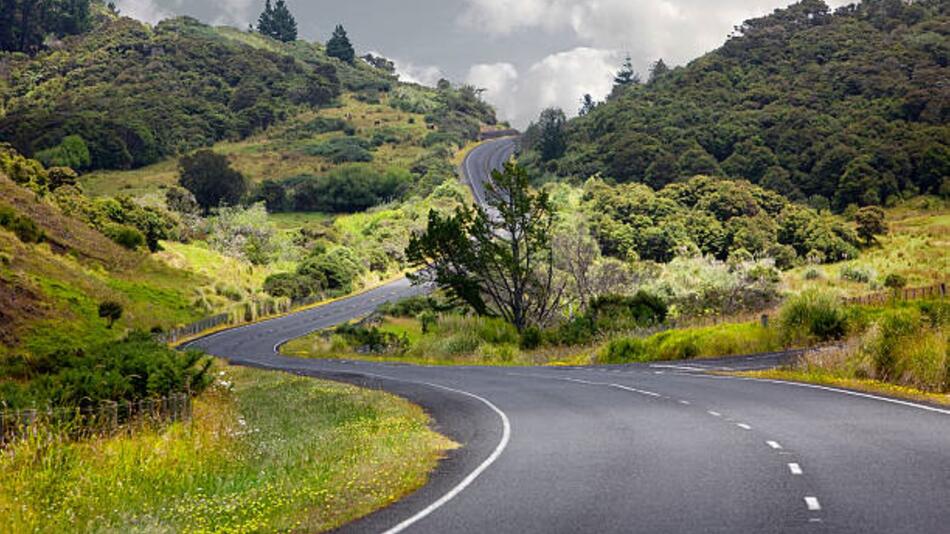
[0, 363, 454, 533]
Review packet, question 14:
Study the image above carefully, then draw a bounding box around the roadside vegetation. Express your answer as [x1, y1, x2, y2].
[0, 363, 454, 533]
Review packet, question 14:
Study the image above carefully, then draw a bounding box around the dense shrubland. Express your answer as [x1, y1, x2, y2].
[522, 0, 949, 210]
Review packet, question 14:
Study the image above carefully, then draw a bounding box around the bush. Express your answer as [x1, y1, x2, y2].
[0, 207, 45, 244]
[334, 323, 408, 354]
[778, 290, 847, 345]
[840, 264, 874, 283]
[303, 137, 373, 163]
[178, 150, 248, 212]
[883, 273, 907, 291]
[520, 326, 542, 350]
[290, 165, 410, 213]
[98, 300, 124, 329]
[263, 272, 320, 300]
[0, 332, 212, 409]
[106, 225, 146, 250]
[601, 337, 649, 364]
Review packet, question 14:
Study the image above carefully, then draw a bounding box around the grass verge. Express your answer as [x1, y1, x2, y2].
[736, 369, 950, 407]
[0, 363, 455, 533]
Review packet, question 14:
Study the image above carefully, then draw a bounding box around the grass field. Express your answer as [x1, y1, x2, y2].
[783, 197, 948, 296]
[0, 363, 454, 533]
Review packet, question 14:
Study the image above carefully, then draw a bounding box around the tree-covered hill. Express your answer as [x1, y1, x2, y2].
[530, 0, 948, 210]
[0, 6, 493, 175]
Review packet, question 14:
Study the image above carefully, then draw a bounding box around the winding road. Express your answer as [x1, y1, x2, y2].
[187, 137, 950, 534]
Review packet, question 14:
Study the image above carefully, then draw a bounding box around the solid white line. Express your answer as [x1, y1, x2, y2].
[766, 440, 783, 449]
[708, 410, 722, 417]
[381, 381, 511, 534]
[736, 423, 752, 430]
[804, 496, 821, 511]
[685, 374, 950, 416]
[788, 463, 803, 475]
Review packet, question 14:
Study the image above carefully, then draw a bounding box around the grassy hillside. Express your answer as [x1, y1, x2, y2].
[0, 173, 205, 355]
[527, 0, 948, 209]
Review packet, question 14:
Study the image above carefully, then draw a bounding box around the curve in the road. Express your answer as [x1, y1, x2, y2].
[189, 137, 950, 534]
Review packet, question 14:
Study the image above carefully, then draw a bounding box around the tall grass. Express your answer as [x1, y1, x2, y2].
[0, 365, 453, 533]
[599, 322, 781, 364]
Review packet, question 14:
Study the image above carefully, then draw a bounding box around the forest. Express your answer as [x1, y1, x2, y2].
[522, 0, 949, 211]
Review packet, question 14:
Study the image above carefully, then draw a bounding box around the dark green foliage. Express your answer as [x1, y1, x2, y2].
[262, 272, 318, 300]
[0, 16, 340, 171]
[45, 166, 79, 190]
[854, 205, 888, 245]
[106, 225, 145, 250]
[883, 273, 907, 290]
[326, 24, 355, 63]
[333, 323, 408, 354]
[35, 135, 91, 170]
[0, 206, 44, 243]
[419, 83, 497, 142]
[97, 300, 123, 329]
[533, 108, 567, 162]
[253, 179, 289, 212]
[423, 131, 462, 148]
[256, 0, 297, 42]
[0, 0, 91, 53]
[303, 136, 374, 163]
[612, 54, 640, 94]
[178, 150, 248, 212]
[377, 294, 465, 318]
[265, 245, 366, 300]
[542, 0, 949, 208]
[0, 332, 212, 409]
[546, 292, 668, 346]
[407, 162, 561, 332]
[290, 165, 410, 212]
[584, 176, 858, 265]
[778, 290, 847, 345]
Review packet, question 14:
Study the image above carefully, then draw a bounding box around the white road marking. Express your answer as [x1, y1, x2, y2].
[650, 364, 707, 372]
[788, 463, 803, 475]
[804, 497, 821, 511]
[610, 384, 661, 397]
[679, 400, 691, 405]
[766, 440, 783, 449]
[708, 410, 722, 417]
[736, 423, 752, 430]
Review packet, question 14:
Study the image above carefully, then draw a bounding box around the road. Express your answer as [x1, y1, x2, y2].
[188, 137, 950, 533]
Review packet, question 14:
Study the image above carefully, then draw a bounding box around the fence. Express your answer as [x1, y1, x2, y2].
[0, 392, 192, 445]
[842, 282, 947, 306]
[157, 293, 325, 345]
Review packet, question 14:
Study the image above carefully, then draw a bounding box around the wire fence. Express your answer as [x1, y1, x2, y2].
[156, 293, 325, 345]
[841, 282, 947, 306]
[1, 393, 192, 446]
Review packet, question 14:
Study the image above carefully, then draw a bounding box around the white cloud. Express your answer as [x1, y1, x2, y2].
[116, 0, 171, 24]
[393, 59, 445, 87]
[208, 0, 257, 28]
[467, 48, 620, 128]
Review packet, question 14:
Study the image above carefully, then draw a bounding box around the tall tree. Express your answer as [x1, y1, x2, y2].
[326, 24, 355, 63]
[536, 107, 567, 162]
[648, 58, 669, 83]
[579, 94, 597, 116]
[407, 162, 563, 332]
[613, 55, 640, 88]
[256, 0, 274, 37]
[178, 150, 248, 213]
[0, 0, 91, 53]
[257, 0, 296, 42]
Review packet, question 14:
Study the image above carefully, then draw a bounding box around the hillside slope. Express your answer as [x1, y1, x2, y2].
[534, 0, 948, 209]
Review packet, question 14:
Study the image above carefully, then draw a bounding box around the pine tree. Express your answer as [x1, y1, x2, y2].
[269, 0, 297, 42]
[579, 94, 596, 116]
[326, 24, 355, 64]
[613, 55, 640, 87]
[648, 59, 670, 83]
[256, 0, 274, 38]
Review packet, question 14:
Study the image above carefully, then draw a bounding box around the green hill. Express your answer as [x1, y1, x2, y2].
[527, 0, 948, 210]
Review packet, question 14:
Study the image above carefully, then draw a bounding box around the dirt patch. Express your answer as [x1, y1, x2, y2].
[0, 275, 47, 346]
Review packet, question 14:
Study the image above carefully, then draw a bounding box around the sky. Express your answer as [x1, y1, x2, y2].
[117, 0, 853, 128]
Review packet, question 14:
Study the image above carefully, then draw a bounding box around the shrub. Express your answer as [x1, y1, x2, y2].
[334, 324, 408, 354]
[804, 268, 822, 280]
[0, 208, 45, 244]
[601, 337, 649, 364]
[263, 272, 320, 300]
[178, 150, 248, 212]
[98, 301, 124, 329]
[839, 264, 874, 283]
[290, 166, 410, 213]
[303, 137, 373, 163]
[778, 290, 847, 345]
[883, 273, 907, 291]
[520, 326, 542, 350]
[106, 225, 146, 250]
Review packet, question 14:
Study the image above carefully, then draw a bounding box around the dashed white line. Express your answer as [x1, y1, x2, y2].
[788, 463, 803, 475]
[736, 423, 752, 430]
[610, 384, 661, 397]
[678, 400, 691, 405]
[804, 497, 822, 511]
[707, 410, 722, 417]
[766, 440, 783, 449]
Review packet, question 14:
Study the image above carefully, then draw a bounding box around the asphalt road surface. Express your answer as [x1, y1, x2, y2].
[188, 137, 950, 533]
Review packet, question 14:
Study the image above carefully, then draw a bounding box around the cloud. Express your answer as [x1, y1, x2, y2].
[115, 0, 171, 24]
[393, 59, 445, 87]
[467, 47, 621, 128]
[207, 0, 257, 28]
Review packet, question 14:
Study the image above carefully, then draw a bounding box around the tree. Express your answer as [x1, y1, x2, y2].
[407, 162, 563, 332]
[254, 179, 288, 212]
[648, 59, 670, 83]
[326, 24, 355, 64]
[178, 150, 248, 213]
[1, 0, 91, 53]
[268, 0, 297, 42]
[854, 206, 887, 245]
[611, 54, 640, 95]
[98, 300, 123, 329]
[536, 108, 567, 162]
[579, 94, 597, 116]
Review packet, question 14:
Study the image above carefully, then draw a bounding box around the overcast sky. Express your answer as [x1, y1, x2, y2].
[118, 0, 852, 128]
